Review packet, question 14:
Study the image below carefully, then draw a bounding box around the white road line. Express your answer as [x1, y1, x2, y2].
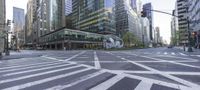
[157, 55, 199, 62]
[134, 60, 197, 63]
[55, 54, 193, 90]
[3, 63, 72, 76]
[94, 51, 101, 69]
[171, 52, 176, 55]
[119, 53, 200, 89]
[0, 65, 82, 84]
[157, 52, 161, 54]
[3, 68, 91, 90]
[165, 72, 200, 75]
[179, 53, 187, 56]
[112, 70, 155, 74]
[141, 55, 200, 69]
[46, 71, 105, 90]
[0, 61, 60, 70]
[42, 56, 64, 61]
[0, 61, 68, 73]
[89, 75, 124, 90]
[134, 81, 153, 90]
[164, 52, 168, 55]
[65, 51, 86, 61]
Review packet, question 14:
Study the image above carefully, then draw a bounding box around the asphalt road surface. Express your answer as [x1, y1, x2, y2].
[0, 47, 200, 90]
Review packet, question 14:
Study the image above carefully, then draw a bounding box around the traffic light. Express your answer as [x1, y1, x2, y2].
[141, 11, 147, 17]
[7, 20, 11, 26]
[192, 32, 197, 36]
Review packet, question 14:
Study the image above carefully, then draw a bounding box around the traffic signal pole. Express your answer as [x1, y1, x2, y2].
[141, 8, 193, 52]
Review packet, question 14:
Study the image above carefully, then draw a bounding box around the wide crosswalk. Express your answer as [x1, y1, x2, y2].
[0, 57, 193, 90]
[142, 51, 200, 57]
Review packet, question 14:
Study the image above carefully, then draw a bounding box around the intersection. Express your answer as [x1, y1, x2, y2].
[0, 47, 200, 90]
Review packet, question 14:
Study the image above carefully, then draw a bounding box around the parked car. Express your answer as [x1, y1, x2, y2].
[167, 45, 173, 48]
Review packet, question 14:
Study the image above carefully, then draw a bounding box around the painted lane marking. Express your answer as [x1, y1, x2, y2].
[157, 52, 161, 54]
[140, 55, 200, 69]
[0, 60, 61, 70]
[65, 51, 86, 61]
[115, 52, 200, 89]
[164, 52, 168, 55]
[3, 68, 91, 90]
[179, 53, 187, 56]
[94, 51, 101, 69]
[0, 61, 69, 74]
[3, 63, 73, 77]
[46, 56, 192, 90]
[89, 75, 124, 90]
[171, 52, 176, 55]
[135, 81, 153, 90]
[45, 71, 105, 90]
[0, 65, 83, 84]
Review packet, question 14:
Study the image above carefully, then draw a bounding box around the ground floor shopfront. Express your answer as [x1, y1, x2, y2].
[33, 28, 122, 50]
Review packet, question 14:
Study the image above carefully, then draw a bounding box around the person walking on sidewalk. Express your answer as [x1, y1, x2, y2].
[183, 44, 186, 51]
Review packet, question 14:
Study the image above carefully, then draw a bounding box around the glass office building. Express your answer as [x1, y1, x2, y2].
[72, 0, 116, 34]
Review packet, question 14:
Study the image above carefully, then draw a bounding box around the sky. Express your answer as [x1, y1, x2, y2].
[142, 0, 176, 44]
[6, 0, 176, 44]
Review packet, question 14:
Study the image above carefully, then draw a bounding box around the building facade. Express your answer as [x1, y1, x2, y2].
[176, 0, 188, 45]
[115, 0, 142, 42]
[0, 0, 6, 55]
[142, 17, 151, 46]
[13, 7, 25, 49]
[189, 0, 200, 48]
[171, 7, 179, 46]
[72, 0, 116, 34]
[143, 3, 154, 41]
[65, 0, 72, 15]
[25, 0, 35, 46]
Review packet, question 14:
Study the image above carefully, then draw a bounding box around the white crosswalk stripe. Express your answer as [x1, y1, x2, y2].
[89, 75, 125, 90]
[0, 61, 69, 73]
[135, 81, 152, 90]
[46, 71, 105, 90]
[3, 63, 72, 77]
[3, 68, 92, 90]
[0, 60, 60, 70]
[171, 52, 176, 55]
[179, 53, 187, 56]
[0, 65, 82, 84]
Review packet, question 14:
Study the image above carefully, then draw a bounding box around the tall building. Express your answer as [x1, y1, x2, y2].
[154, 27, 161, 44]
[143, 3, 154, 41]
[65, 0, 72, 15]
[25, 0, 35, 46]
[171, 6, 179, 46]
[0, 0, 6, 54]
[115, 0, 141, 41]
[28, 0, 65, 48]
[189, 0, 200, 48]
[13, 7, 25, 49]
[142, 17, 151, 46]
[72, 0, 116, 34]
[176, 0, 188, 45]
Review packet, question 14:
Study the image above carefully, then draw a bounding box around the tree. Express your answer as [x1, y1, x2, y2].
[122, 32, 141, 48]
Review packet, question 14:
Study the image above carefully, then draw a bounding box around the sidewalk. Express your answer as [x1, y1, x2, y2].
[0, 50, 42, 60]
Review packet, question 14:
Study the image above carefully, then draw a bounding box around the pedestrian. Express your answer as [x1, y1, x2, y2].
[183, 44, 186, 51]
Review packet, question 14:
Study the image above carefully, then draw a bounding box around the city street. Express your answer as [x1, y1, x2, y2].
[0, 48, 200, 90]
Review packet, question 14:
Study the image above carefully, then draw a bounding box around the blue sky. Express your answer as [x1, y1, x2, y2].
[6, 0, 176, 44]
